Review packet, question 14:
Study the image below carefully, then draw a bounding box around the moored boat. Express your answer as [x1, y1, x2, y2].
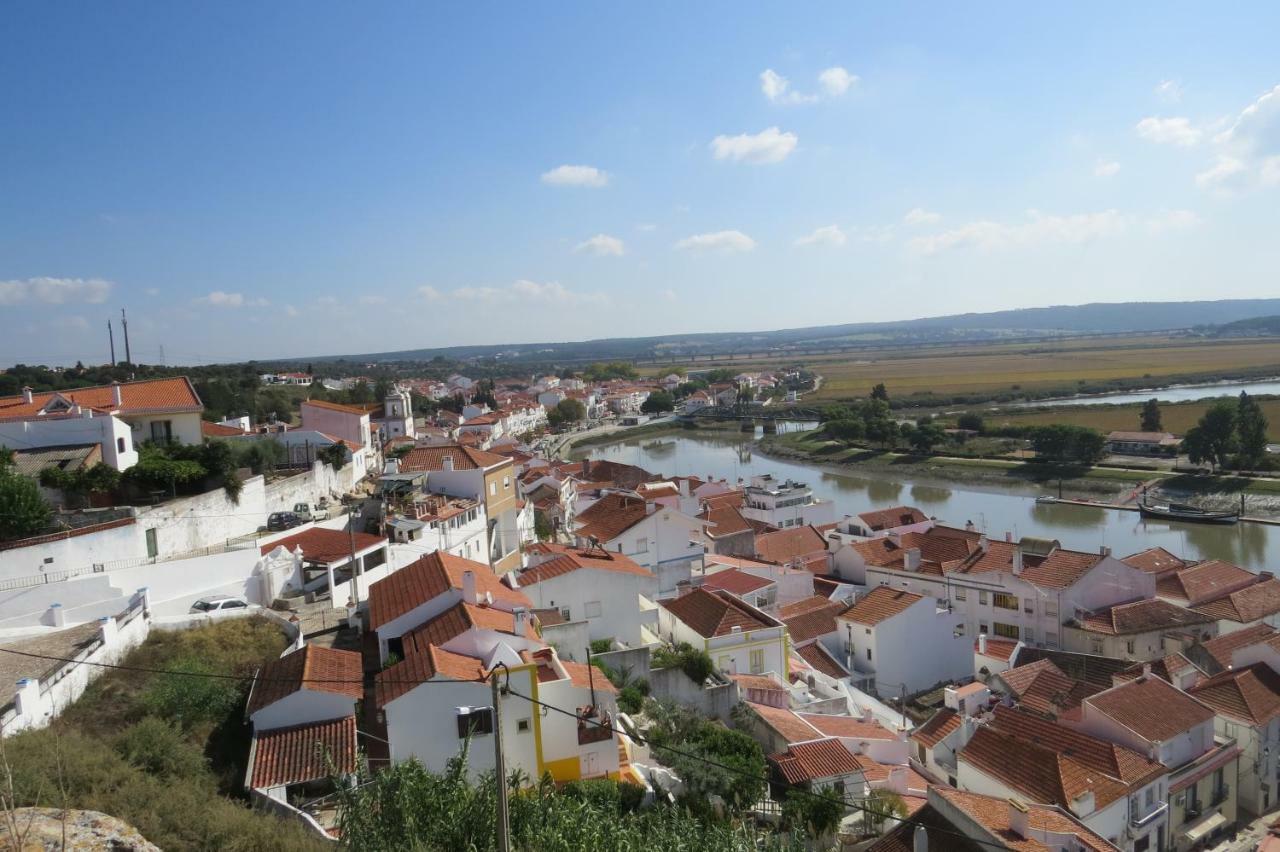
[1138, 500, 1239, 524]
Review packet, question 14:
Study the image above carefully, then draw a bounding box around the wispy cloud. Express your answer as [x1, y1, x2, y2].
[903, 208, 941, 226]
[0, 276, 112, 305]
[450, 280, 605, 305]
[574, 234, 626, 256]
[818, 66, 858, 97]
[908, 208, 1198, 255]
[1156, 79, 1183, 103]
[359, 295, 388, 305]
[710, 127, 798, 164]
[793, 225, 846, 248]
[1197, 84, 1280, 191]
[674, 230, 757, 253]
[1135, 116, 1203, 146]
[418, 286, 443, 301]
[540, 164, 610, 188]
[760, 69, 817, 105]
[1093, 159, 1121, 178]
[196, 291, 268, 308]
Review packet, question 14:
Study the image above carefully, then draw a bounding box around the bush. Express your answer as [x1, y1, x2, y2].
[114, 717, 208, 778]
[652, 642, 714, 685]
[618, 685, 644, 715]
[140, 655, 244, 731]
[590, 638, 614, 655]
[0, 468, 52, 540]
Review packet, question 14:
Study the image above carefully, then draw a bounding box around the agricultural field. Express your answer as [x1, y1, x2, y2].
[986, 397, 1280, 442]
[647, 336, 1280, 402]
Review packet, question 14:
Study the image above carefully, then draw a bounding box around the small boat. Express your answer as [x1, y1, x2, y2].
[1034, 495, 1057, 504]
[1138, 500, 1239, 524]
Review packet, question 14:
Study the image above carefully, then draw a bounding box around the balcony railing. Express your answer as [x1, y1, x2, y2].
[1131, 800, 1167, 828]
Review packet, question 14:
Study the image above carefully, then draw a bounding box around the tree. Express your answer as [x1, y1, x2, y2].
[38, 462, 121, 504]
[909, 423, 946, 454]
[780, 788, 843, 838]
[1031, 425, 1106, 466]
[1237, 391, 1269, 467]
[823, 419, 865, 442]
[641, 391, 674, 414]
[318, 443, 348, 471]
[1184, 401, 1238, 470]
[861, 788, 908, 835]
[548, 398, 587, 428]
[956, 412, 984, 433]
[864, 417, 899, 449]
[349, 380, 373, 404]
[0, 466, 52, 541]
[1140, 398, 1162, 432]
[533, 510, 553, 541]
[869, 383, 889, 402]
[374, 377, 394, 401]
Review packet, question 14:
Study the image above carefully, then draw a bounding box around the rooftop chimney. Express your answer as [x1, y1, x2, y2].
[513, 605, 527, 635]
[904, 547, 922, 572]
[462, 570, 477, 604]
[977, 535, 989, 553]
[1005, 531, 1013, 543]
[913, 825, 928, 852]
[1099, 545, 1111, 557]
[978, 633, 988, 655]
[646, 499, 657, 515]
[1007, 799, 1029, 840]
[676, 580, 693, 598]
[1141, 662, 1152, 677]
[964, 520, 977, 533]
[442, 454, 454, 471]
[21, 386, 33, 404]
[1012, 547, 1023, 576]
[111, 381, 123, 407]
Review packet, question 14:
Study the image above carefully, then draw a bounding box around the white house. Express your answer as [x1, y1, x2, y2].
[1063, 598, 1217, 661]
[740, 474, 835, 530]
[0, 378, 204, 470]
[510, 543, 658, 646]
[836, 585, 970, 697]
[658, 587, 789, 679]
[300, 399, 374, 461]
[1186, 662, 1280, 817]
[572, 491, 704, 596]
[1191, 576, 1280, 634]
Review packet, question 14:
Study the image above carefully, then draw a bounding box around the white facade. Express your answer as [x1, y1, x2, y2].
[838, 594, 971, 696]
[658, 598, 788, 679]
[0, 410, 138, 470]
[576, 504, 705, 597]
[741, 475, 835, 530]
[513, 566, 658, 646]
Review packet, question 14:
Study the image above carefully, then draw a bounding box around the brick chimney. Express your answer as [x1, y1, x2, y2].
[978, 633, 987, 655]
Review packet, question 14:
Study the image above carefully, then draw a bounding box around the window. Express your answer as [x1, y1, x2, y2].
[978, 591, 989, 606]
[503, 476, 510, 490]
[584, 601, 602, 619]
[456, 707, 494, 738]
[517, 718, 531, 733]
[116, 436, 126, 453]
[560, 607, 571, 621]
[489, 482, 497, 496]
[979, 623, 988, 635]
[718, 655, 732, 672]
[750, 649, 765, 674]
[993, 592, 1018, 611]
[1023, 598, 1034, 614]
[954, 588, 966, 601]
[866, 648, 872, 661]
[1145, 787, 1155, 807]
[1044, 601, 1059, 618]
[993, 622, 1019, 639]
[1044, 631, 1058, 647]
[145, 528, 158, 559]
[1090, 639, 1104, 655]
[636, 537, 649, 553]
[1023, 628, 1034, 643]
[1126, 640, 1136, 655]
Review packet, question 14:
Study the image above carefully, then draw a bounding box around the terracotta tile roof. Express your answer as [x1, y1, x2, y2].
[532, 607, 566, 626]
[201, 420, 247, 437]
[795, 642, 849, 679]
[1087, 675, 1214, 742]
[780, 595, 837, 619]
[798, 713, 895, 740]
[746, 701, 822, 744]
[975, 636, 1020, 661]
[851, 526, 978, 577]
[1122, 546, 1189, 575]
[1114, 653, 1204, 687]
[957, 539, 1104, 590]
[699, 504, 754, 538]
[960, 725, 1101, 809]
[731, 673, 787, 693]
[1198, 623, 1277, 670]
[659, 588, 777, 638]
[514, 545, 651, 586]
[562, 660, 618, 694]
[405, 600, 540, 648]
[301, 398, 371, 416]
[840, 586, 924, 627]
[1076, 597, 1213, 635]
[701, 490, 745, 510]
[574, 492, 650, 542]
[782, 598, 844, 643]
[260, 527, 384, 565]
[858, 505, 928, 531]
[996, 659, 1098, 718]
[701, 568, 774, 596]
[399, 443, 511, 472]
[866, 801, 988, 852]
[368, 552, 528, 629]
[770, 738, 864, 784]
[989, 705, 1165, 788]
[1187, 662, 1280, 725]
[577, 459, 655, 491]
[247, 645, 363, 715]
[931, 785, 1119, 852]
[1157, 559, 1258, 604]
[375, 644, 489, 706]
[1193, 577, 1280, 623]
[754, 525, 829, 568]
[0, 377, 202, 420]
[250, 716, 357, 788]
[911, 708, 962, 747]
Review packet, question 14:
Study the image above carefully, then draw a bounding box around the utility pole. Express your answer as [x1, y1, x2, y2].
[347, 503, 361, 610]
[490, 672, 511, 852]
[120, 309, 132, 365]
[107, 320, 116, 366]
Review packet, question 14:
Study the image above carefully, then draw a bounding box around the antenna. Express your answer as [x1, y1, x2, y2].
[121, 308, 132, 365]
[159, 344, 166, 366]
[107, 320, 116, 366]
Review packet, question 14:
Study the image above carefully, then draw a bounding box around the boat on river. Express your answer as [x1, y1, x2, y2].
[1138, 500, 1239, 524]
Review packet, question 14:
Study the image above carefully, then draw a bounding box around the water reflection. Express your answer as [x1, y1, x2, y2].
[574, 427, 1279, 571]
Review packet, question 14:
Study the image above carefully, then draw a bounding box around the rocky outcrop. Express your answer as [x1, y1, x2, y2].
[0, 808, 159, 851]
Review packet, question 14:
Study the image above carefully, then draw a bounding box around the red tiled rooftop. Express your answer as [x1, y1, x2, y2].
[1122, 546, 1190, 575]
[1087, 675, 1214, 742]
[399, 444, 511, 472]
[754, 525, 829, 568]
[1157, 559, 1258, 604]
[910, 708, 961, 747]
[782, 598, 844, 643]
[0, 377, 202, 420]
[840, 586, 924, 627]
[247, 644, 363, 715]
[770, 737, 864, 784]
[368, 551, 528, 630]
[261, 527, 384, 565]
[1193, 577, 1280, 624]
[701, 568, 774, 596]
[1076, 597, 1213, 635]
[1187, 662, 1280, 726]
[858, 505, 928, 532]
[798, 712, 895, 740]
[1198, 623, 1277, 670]
[301, 398, 372, 416]
[376, 644, 489, 706]
[795, 642, 849, 679]
[514, 544, 651, 586]
[251, 716, 357, 789]
[659, 588, 777, 638]
[574, 492, 651, 542]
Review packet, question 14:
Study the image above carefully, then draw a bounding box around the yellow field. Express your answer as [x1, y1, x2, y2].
[647, 336, 1280, 401]
[989, 398, 1280, 442]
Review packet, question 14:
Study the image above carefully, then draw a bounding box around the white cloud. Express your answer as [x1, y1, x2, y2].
[315, 296, 339, 307]
[1201, 84, 1280, 190]
[418, 286, 442, 301]
[1093, 159, 1121, 178]
[450, 280, 604, 305]
[51, 315, 90, 331]
[903, 207, 941, 226]
[1195, 155, 1247, 189]
[793, 225, 846, 248]
[1156, 79, 1183, 103]
[0, 276, 112, 306]
[540, 164, 610, 188]
[710, 127, 798, 164]
[909, 209, 1201, 254]
[760, 69, 817, 105]
[851, 225, 896, 244]
[284, 304, 299, 317]
[636, 223, 657, 232]
[196, 290, 268, 308]
[1135, 116, 1203, 147]
[674, 230, 757, 253]
[574, 234, 626, 256]
[818, 66, 858, 97]
[359, 295, 388, 305]
[1262, 156, 1280, 186]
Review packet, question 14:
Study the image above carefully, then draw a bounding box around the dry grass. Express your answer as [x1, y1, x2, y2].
[646, 336, 1280, 401]
[988, 398, 1280, 441]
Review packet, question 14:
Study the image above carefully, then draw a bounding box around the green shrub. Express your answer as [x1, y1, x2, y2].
[590, 638, 614, 655]
[140, 655, 242, 730]
[114, 717, 208, 778]
[617, 685, 644, 715]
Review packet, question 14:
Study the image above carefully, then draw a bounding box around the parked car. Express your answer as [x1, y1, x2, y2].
[189, 594, 250, 614]
[293, 501, 330, 523]
[267, 511, 303, 531]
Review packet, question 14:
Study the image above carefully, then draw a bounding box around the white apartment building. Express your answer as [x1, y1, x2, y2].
[658, 588, 789, 678]
[837, 585, 971, 696]
[740, 474, 835, 529]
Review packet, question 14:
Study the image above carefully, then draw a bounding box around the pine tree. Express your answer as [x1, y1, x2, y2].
[1140, 398, 1162, 432]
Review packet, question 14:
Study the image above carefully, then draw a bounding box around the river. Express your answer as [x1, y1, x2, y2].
[572, 427, 1279, 571]
[1013, 378, 1280, 409]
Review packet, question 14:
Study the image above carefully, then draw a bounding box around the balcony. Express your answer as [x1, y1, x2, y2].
[577, 709, 614, 746]
[1130, 800, 1167, 829]
[1211, 783, 1230, 807]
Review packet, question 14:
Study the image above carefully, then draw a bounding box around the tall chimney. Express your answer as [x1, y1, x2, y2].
[462, 570, 477, 604]
[442, 454, 454, 471]
[913, 825, 928, 852]
[21, 387, 33, 404]
[978, 633, 988, 655]
[107, 319, 116, 366]
[1012, 547, 1023, 576]
[513, 606, 527, 635]
[1007, 799, 1029, 839]
[904, 548, 922, 572]
[111, 381, 123, 408]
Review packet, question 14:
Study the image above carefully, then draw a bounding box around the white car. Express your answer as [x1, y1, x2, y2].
[189, 594, 250, 614]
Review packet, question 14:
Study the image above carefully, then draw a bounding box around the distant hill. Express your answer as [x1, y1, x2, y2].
[1212, 315, 1280, 337]
[303, 298, 1280, 365]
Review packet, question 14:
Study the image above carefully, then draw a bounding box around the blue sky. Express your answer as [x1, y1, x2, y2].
[3, 3, 1280, 364]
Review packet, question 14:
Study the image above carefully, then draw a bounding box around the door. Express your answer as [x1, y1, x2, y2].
[580, 751, 599, 778]
[145, 528, 158, 559]
[150, 420, 173, 445]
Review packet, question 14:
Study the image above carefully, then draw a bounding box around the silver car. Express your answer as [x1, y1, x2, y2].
[189, 594, 250, 614]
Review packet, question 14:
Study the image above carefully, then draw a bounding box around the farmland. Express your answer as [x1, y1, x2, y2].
[986, 397, 1280, 442]
[649, 335, 1280, 403]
